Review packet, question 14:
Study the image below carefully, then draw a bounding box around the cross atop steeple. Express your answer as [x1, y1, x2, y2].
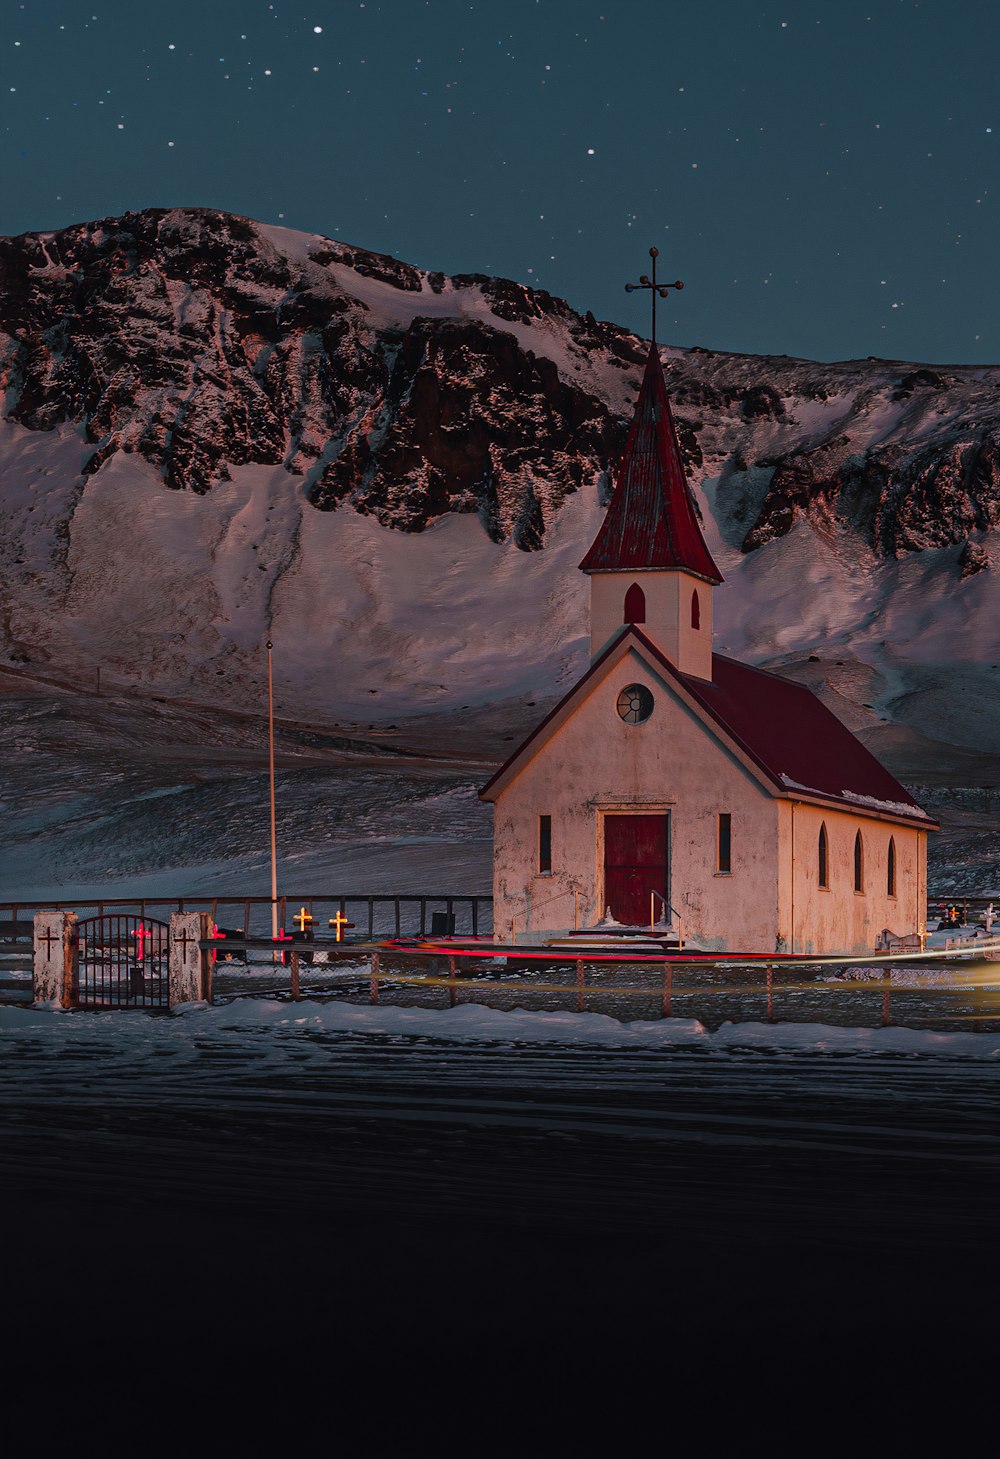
[624, 246, 684, 345]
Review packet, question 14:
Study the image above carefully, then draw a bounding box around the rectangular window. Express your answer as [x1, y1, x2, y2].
[538, 814, 552, 874]
[717, 813, 732, 873]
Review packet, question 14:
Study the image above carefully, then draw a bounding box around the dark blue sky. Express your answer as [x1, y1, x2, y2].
[2, 0, 997, 363]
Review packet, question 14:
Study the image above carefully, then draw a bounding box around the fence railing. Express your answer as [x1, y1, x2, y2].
[197, 938, 1000, 1032]
[0, 893, 494, 944]
[927, 896, 997, 926]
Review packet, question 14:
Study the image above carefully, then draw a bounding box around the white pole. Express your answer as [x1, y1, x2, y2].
[266, 639, 278, 943]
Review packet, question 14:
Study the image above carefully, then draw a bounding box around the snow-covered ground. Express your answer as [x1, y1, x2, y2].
[0, 682, 493, 901]
[5, 996, 1000, 1058]
[4, 415, 1000, 749]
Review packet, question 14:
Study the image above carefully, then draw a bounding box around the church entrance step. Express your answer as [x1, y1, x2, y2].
[544, 932, 692, 954]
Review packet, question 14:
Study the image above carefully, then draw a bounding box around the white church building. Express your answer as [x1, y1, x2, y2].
[480, 341, 936, 955]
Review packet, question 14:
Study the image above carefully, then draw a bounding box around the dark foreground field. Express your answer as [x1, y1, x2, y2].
[2, 1013, 997, 1446]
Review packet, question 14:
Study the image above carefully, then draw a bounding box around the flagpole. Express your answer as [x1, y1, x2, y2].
[266, 638, 278, 943]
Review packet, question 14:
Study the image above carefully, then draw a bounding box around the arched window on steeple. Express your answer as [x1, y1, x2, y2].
[624, 583, 646, 624]
[887, 836, 896, 898]
[691, 589, 700, 630]
[854, 831, 865, 893]
[818, 823, 829, 889]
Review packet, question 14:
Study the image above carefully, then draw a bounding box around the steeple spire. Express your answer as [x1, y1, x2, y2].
[579, 340, 722, 583]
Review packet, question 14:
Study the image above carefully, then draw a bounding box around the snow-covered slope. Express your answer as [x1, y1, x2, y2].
[1, 207, 998, 768]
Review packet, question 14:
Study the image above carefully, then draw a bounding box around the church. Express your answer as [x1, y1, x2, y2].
[480, 307, 936, 956]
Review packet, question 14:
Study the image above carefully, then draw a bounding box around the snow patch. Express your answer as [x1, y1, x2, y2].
[5, 999, 1000, 1060]
[840, 788, 930, 819]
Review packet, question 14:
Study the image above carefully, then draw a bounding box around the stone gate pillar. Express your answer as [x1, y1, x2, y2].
[33, 910, 77, 1008]
[169, 911, 211, 1006]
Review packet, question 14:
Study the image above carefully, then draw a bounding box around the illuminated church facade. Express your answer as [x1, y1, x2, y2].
[480, 339, 935, 956]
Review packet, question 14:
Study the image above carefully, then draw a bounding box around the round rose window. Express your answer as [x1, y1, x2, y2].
[616, 684, 654, 724]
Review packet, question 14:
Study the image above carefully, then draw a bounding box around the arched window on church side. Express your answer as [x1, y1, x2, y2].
[887, 836, 896, 898]
[854, 831, 864, 893]
[691, 589, 700, 630]
[818, 823, 829, 889]
[624, 583, 646, 624]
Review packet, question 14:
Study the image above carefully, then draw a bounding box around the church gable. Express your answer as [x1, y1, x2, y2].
[481, 625, 935, 833]
[480, 628, 774, 804]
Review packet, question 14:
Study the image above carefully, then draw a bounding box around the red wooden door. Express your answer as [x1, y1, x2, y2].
[603, 815, 669, 926]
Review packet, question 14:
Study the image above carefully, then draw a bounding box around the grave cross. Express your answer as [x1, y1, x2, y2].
[273, 926, 292, 964]
[624, 246, 684, 345]
[329, 911, 350, 943]
[293, 906, 315, 933]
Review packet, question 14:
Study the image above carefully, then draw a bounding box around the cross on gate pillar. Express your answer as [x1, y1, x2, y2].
[33, 910, 77, 1007]
[169, 911, 211, 1005]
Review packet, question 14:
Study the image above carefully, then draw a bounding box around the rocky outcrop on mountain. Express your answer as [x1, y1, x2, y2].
[654, 351, 1000, 564]
[959, 539, 990, 578]
[741, 432, 1000, 558]
[0, 209, 622, 550]
[308, 318, 620, 547]
[1, 206, 999, 565]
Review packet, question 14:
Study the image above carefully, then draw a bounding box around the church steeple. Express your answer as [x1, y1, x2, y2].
[579, 340, 722, 585]
[580, 256, 721, 679]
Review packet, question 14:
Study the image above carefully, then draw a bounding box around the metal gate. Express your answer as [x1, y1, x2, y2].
[75, 914, 170, 1009]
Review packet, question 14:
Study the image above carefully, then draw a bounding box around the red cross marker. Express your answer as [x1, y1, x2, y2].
[210, 922, 226, 965]
[134, 922, 148, 960]
[273, 926, 292, 964]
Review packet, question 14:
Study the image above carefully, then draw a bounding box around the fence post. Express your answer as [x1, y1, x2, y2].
[290, 950, 301, 1001]
[169, 912, 210, 1005]
[448, 955, 457, 1008]
[370, 950, 380, 1004]
[33, 910, 77, 1008]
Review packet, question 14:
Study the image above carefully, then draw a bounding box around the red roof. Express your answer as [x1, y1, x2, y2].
[579, 342, 723, 584]
[481, 627, 935, 828]
[681, 649, 933, 824]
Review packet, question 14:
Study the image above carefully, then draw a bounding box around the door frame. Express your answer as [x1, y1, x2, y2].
[596, 804, 672, 924]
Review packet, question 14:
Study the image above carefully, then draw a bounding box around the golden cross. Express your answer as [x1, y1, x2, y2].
[329, 910, 349, 942]
[624, 246, 684, 345]
[293, 906, 314, 933]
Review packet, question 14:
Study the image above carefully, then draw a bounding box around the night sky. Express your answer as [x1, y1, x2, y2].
[1, 0, 997, 364]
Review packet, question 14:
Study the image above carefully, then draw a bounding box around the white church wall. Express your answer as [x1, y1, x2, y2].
[776, 802, 927, 955]
[491, 649, 780, 950]
[589, 571, 713, 679]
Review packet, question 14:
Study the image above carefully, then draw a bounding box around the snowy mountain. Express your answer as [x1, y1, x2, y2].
[1, 207, 998, 778]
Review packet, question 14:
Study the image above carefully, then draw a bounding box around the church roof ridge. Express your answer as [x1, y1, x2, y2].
[579, 341, 723, 583]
